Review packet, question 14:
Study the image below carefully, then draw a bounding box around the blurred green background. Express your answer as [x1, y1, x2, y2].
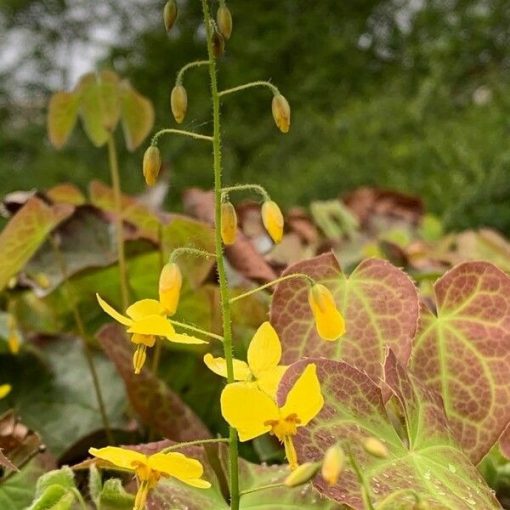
[2, 0, 510, 231]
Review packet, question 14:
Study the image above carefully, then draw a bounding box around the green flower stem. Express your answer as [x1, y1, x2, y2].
[151, 128, 213, 145]
[168, 319, 224, 342]
[49, 236, 113, 444]
[229, 273, 316, 304]
[176, 60, 210, 85]
[201, 1, 239, 508]
[107, 135, 130, 310]
[71, 488, 88, 510]
[161, 437, 229, 453]
[218, 81, 280, 98]
[169, 247, 216, 263]
[346, 447, 375, 510]
[239, 483, 285, 496]
[221, 184, 270, 201]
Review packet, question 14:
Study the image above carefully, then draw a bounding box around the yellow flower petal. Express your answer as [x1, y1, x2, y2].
[308, 284, 346, 341]
[148, 452, 204, 479]
[281, 363, 324, 426]
[256, 365, 288, 398]
[89, 446, 146, 471]
[159, 263, 182, 316]
[166, 333, 208, 345]
[247, 322, 282, 379]
[127, 315, 175, 337]
[131, 334, 156, 347]
[203, 353, 251, 381]
[0, 384, 12, 399]
[96, 294, 132, 327]
[221, 383, 279, 441]
[184, 478, 212, 489]
[261, 201, 284, 244]
[126, 299, 165, 320]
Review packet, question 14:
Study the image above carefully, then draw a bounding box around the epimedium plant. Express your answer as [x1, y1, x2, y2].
[0, 1, 509, 510]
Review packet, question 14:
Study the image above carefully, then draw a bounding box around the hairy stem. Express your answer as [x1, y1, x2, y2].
[107, 135, 130, 310]
[201, 1, 239, 508]
[161, 437, 229, 453]
[169, 247, 216, 263]
[151, 128, 213, 145]
[176, 60, 210, 85]
[50, 236, 113, 443]
[221, 183, 270, 201]
[229, 273, 316, 304]
[239, 483, 285, 496]
[168, 319, 224, 341]
[219, 80, 280, 98]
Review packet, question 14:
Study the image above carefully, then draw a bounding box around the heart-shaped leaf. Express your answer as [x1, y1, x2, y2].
[410, 261, 510, 464]
[278, 356, 501, 509]
[270, 253, 419, 386]
[120, 82, 154, 151]
[47, 91, 79, 149]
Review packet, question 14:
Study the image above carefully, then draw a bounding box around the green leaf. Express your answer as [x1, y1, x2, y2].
[34, 467, 75, 497]
[0, 460, 46, 510]
[0, 197, 73, 292]
[120, 82, 154, 151]
[99, 478, 135, 510]
[280, 356, 501, 509]
[47, 91, 79, 149]
[270, 252, 419, 386]
[27, 485, 75, 510]
[89, 465, 102, 508]
[410, 261, 510, 464]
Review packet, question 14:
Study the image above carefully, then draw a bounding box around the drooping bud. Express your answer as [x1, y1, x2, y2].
[163, 0, 178, 32]
[212, 31, 225, 58]
[284, 462, 321, 488]
[272, 94, 291, 133]
[308, 283, 346, 341]
[142, 146, 161, 186]
[171, 84, 188, 124]
[221, 201, 238, 245]
[159, 262, 182, 316]
[217, 5, 233, 40]
[261, 200, 284, 244]
[362, 437, 389, 459]
[132, 345, 147, 375]
[321, 445, 345, 486]
[0, 384, 11, 400]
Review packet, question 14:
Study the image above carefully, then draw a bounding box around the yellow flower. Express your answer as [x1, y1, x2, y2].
[158, 262, 182, 316]
[97, 294, 206, 374]
[220, 201, 238, 245]
[89, 446, 210, 510]
[7, 315, 20, 354]
[308, 283, 346, 341]
[261, 200, 284, 244]
[221, 363, 323, 470]
[204, 322, 287, 397]
[0, 384, 11, 399]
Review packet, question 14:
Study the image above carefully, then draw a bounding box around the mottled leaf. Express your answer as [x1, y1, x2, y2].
[97, 324, 211, 441]
[270, 252, 419, 385]
[120, 82, 154, 151]
[279, 356, 501, 509]
[410, 261, 510, 463]
[0, 197, 73, 292]
[47, 91, 79, 149]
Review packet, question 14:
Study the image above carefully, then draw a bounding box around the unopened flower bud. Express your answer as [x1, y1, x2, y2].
[261, 200, 284, 244]
[321, 445, 344, 486]
[221, 202, 237, 245]
[7, 315, 20, 355]
[308, 283, 345, 341]
[159, 262, 182, 316]
[171, 84, 188, 124]
[272, 94, 291, 133]
[132, 345, 147, 375]
[362, 437, 389, 459]
[217, 5, 233, 40]
[0, 384, 11, 399]
[284, 462, 320, 487]
[212, 31, 225, 58]
[163, 0, 178, 32]
[143, 146, 161, 186]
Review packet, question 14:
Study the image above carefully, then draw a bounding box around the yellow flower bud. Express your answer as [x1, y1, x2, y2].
[221, 202, 238, 245]
[261, 200, 284, 244]
[362, 437, 389, 459]
[308, 283, 346, 341]
[7, 315, 20, 354]
[171, 84, 188, 124]
[272, 94, 291, 133]
[163, 0, 178, 32]
[0, 384, 11, 400]
[284, 462, 320, 487]
[212, 31, 225, 58]
[133, 345, 147, 375]
[217, 5, 233, 40]
[321, 444, 344, 486]
[142, 146, 161, 186]
[159, 262, 182, 316]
